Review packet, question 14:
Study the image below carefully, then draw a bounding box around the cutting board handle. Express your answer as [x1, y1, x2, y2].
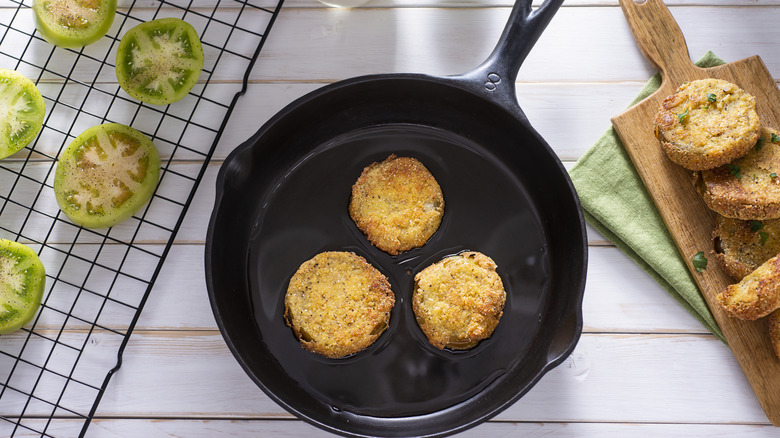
[619, 0, 699, 83]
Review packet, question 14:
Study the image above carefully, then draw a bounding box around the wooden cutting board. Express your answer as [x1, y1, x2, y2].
[610, 0, 780, 426]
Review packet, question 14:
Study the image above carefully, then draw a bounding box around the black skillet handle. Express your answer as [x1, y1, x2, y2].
[456, 0, 563, 118]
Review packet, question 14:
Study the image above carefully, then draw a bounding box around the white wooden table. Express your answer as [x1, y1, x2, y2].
[10, 0, 780, 436]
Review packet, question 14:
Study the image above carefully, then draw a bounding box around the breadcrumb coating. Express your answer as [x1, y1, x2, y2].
[412, 251, 505, 350]
[349, 155, 444, 255]
[712, 215, 780, 281]
[697, 127, 780, 220]
[654, 78, 760, 171]
[717, 254, 780, 321]
[284, 251, 394, 358]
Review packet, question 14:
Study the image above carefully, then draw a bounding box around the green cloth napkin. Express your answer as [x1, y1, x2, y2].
[569, 51, 726, 343]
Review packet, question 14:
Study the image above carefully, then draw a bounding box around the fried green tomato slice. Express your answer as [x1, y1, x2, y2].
[54, 123, 161, 229]
[349, 154, 445, 255]
[696, 127, 780, 221]
[0, 69, 45, 159]
[284, 251, 395, 358]
[0, 239, 46, 335]
[712, 215, 780, 281]
[717, 253, 780, 321]
[115, 17, 204, 105]
[412, 251, 506, 350]
[653, 78, 760, 171]
[32, 0, 117, 48]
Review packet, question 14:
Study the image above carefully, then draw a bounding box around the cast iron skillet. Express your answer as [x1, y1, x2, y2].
[206, 0, 586, 436]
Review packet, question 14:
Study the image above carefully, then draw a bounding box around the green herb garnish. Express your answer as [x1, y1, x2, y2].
[760, 232, 770, 245]
[750, 220, 765, 232]
[772, 172, 778, 179]
[728, 163, 741, 179]
[707, 93, 717, 102]
[677, 109, 689, 123]
[772, 133, 780, 143]
[692, 252, 708, 272]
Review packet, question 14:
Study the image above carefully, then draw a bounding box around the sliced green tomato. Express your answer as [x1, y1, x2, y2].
[0, 69, 45, 159]
[32, 0, 117, 49]
[54, 123, 161, 229]
[116, 18, 204, 105]
[0, 240, 46, 335]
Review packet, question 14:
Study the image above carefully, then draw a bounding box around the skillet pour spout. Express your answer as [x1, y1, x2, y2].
[205, 0, 587, 436]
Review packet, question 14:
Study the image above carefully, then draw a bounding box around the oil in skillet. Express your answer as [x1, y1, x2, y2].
[247, 124, 550, 416]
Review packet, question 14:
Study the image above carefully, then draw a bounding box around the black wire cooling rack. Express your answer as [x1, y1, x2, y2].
[0, 0, 284, 436]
